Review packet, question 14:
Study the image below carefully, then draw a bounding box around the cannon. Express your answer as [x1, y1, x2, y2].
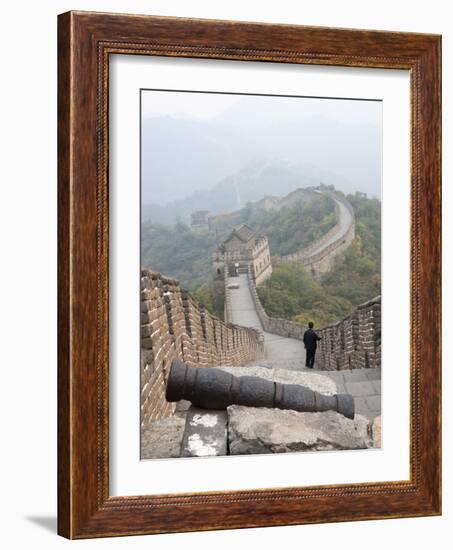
[166, 359, 355, 419]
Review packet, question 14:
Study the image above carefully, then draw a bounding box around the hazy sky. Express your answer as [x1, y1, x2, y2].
[142, 90, 239, 120]
[141, 89, 382, 206]
[142, 89, 381, 127]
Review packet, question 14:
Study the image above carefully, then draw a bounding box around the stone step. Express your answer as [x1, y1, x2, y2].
[228, 406, 374, 454]
[141, 414, 186, 459]
[141, 365, 381, 459]
[180, 407, 228, 457]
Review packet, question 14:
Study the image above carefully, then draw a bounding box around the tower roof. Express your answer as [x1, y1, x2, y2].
[226, 224, 256, 244]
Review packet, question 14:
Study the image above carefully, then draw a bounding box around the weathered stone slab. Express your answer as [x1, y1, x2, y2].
[181, 407, 228, 457]
[354, 397, 373, 419]
[218, 365, 274, 381]
[345, 370, 371, 382]
[333, 381, 347, 394]
[141, 415, 186, 459]
[273, 368, 337, 395]
[364, 368, 382, 381]
[321, 371, 345, 382]
[175, 399, 192, 413]
[345, 380, 376, 397]
[218, 365, 337, 395]
[227, 406, 372, 455]
[366, 395, 381, 413]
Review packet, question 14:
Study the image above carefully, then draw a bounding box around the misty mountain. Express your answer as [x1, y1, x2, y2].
[209, 96, 381, 199]
[142, 159, 353, 225]
[141, 115, 259, 206]
[141, 96, 381, 218]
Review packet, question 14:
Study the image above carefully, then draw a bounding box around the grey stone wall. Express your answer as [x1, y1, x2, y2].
[316, 297, 381, 370]
[247, 270, 380, 371]
[276, 191, 356, 279]
[141, 269, 264, 428]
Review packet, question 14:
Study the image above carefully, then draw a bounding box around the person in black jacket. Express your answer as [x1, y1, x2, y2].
[303, 322, 322, 368]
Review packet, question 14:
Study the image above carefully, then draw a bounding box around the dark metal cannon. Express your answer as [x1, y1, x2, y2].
[166, 359, 355, 419]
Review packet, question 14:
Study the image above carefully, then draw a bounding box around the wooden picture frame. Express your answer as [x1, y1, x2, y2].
[58, 10, 441, 539]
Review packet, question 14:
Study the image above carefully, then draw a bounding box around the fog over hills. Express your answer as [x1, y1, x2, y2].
[142, 158, 354, 225]
[141, 92, 381, 224]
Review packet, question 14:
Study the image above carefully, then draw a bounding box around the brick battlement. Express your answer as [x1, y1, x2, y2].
[315, 296, 381, 370]
[275, 191, 356, 279]
[246, 269, 380, 371]
[140, 269, 264, 428]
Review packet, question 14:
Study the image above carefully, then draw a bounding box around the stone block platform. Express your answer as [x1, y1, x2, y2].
[141, 365, 381, 459]
[315, 368, 381, 420]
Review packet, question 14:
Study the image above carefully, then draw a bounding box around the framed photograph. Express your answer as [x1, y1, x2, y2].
[58, 11, 441, 538]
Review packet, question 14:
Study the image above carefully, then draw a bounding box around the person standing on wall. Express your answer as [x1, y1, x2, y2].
[303, 322, 322, 368]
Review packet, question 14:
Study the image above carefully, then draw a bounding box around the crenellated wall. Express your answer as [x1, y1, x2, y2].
[315, 297, 381, 370]
[140, 269, 264, 428]
[276, 191, 355, 279]
[246, 269, 380, 371]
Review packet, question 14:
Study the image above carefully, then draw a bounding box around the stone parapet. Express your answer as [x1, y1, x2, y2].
[276, 191, 355, 279]
[141, 268, 264, 428]
[247, 267, 308, 338]
[247, 268, 380, 371]
[314, 297, 381, 370]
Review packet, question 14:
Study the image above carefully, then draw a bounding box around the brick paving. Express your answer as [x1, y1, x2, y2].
[228, 273, 381, 420]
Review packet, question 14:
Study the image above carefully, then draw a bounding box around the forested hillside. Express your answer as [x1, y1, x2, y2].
[141, 192, 336, 289]
[236, 193, 336, 256]
[322, 192, 381, 304]
[141, 189, 380, 327]
[257, 264, 353, 328]
[141, 220, 216, 291]
[257, 192, 381, 327]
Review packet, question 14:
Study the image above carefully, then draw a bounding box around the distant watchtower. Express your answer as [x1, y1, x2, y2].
[212, 224, 272, 286]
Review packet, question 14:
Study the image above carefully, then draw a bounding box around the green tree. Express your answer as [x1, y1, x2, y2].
[258, 191, 381, 326]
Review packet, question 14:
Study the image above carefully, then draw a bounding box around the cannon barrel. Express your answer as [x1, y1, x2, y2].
[166, 359, 355, 419]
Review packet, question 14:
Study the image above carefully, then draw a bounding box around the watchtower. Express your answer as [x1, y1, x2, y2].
[212, 224, 272, 286]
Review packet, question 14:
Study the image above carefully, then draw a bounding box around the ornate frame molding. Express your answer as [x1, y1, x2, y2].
[58, 11, 441, 538]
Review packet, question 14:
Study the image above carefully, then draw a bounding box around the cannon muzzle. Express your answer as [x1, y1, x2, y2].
[166, 359, 355, 419]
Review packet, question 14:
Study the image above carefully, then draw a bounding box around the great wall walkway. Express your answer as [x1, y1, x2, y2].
[140, 190, 381, 459]
[227, 273, 307, 371]
[275, 190, 356, 278]
[308, 194, 354, 254]
[227, 273, 381, 420]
